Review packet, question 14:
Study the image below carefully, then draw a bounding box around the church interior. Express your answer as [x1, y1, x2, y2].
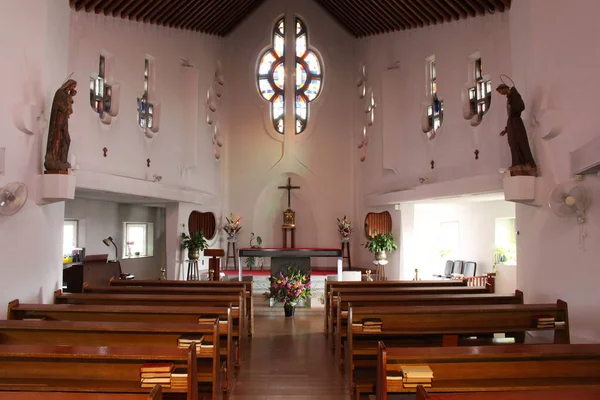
[1, 0, 600, 398]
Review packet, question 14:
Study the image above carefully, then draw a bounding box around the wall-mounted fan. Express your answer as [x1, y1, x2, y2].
[0, 181, 28, 216]
[548, 181, 590, 249]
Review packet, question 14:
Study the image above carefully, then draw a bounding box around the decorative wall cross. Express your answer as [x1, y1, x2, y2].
[137, 57, 160, 138]
[90, 54, 119, 125]
[278, 177, 300, 209]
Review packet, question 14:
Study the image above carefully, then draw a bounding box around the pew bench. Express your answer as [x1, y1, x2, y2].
[334, 291, 525, 366]
[0, 320, 219, 399]
[347, 301, 570, 398]
[53, 290, 245, 360]
[0, 344, 199, 400]
[376, 343, 600, 400]
[328, 285, 492, 344]
[108, 278, 255, 336]
[413, 385, 600, 400]
[0, 389, 162, 400]
[324, 279, 471, 337]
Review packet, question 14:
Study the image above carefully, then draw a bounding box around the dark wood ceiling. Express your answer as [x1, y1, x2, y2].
[69, 0, 511, 37]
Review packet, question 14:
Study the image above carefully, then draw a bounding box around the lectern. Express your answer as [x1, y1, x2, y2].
[204, 248, 225, 281]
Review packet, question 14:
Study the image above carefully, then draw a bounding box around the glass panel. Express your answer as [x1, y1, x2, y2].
[432, 81, 437, 95]
[427, 105, 432, 116]
[486, 81, 492, 93]
[304, 52, 321, 75]
[296, 19, 302, 34]
[273, 63, 285, 90]
[259, 78, 275, 101]
[296, 34, 306, 57]
[277, 18, 284, 35]
[433, 117, 440, 131]
[276, 118, 284, 133]
[296, 119, 304, 134]
[305, 78, 321, 101]
[431, 61, 436, 80]
[296, 95, 307, 119]
[126, 224, 147, 257]
[63, 220, 77, 256]
[469, 87, 475, 100]
[475, 59, 482, 79]
[273, 94, 284, 119]
[274, 34, 284, 57]
[296, 63, 307, 89]
[259, 52, 276, 75]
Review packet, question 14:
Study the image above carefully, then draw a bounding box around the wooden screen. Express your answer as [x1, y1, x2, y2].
[364, 211, 392, 238]
[188, 211, 216, 240]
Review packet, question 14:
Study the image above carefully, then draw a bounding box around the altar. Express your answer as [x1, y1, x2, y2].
[237, 248, 343, 281]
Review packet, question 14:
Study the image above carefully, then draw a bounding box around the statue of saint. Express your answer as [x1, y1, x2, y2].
[44, 79, 77, 173]
[496, 83, 537, 176]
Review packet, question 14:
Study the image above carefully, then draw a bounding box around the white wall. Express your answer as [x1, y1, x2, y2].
[223, 0, 356, 265]
[64, 198, 166, 280]
[406, 200, 515, 279]
[509, 0, 600, 343]
[0, 0, 70, 317]
[355, 13, 513, 268]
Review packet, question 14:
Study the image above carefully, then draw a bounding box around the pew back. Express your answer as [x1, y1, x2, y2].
[414, 386, 600, 400]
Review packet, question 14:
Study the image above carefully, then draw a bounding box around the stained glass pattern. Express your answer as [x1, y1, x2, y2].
[295, 17, 323, 134]
[257, 17, 285, 133]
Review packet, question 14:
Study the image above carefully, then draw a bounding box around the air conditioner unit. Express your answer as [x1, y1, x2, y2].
[571, 135, 600, 176]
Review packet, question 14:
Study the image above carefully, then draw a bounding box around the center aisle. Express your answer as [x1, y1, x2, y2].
[230, 314, 352, 399]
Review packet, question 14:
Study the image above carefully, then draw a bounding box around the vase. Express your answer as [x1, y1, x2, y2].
[227, 236, 238, 243]
[284, 303, 295, 317]
[375, 250, 387, 261]
[341, 236, 350, 243]
[188, 249, 200, 260]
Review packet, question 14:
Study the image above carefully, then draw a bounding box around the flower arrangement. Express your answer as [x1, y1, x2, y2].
[337, 215, 353, 240]
[223, 213, 242, 240]
[264, 265, 312, 306]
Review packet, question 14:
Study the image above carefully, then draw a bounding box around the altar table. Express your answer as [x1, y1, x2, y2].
[237, 248, 343, 281]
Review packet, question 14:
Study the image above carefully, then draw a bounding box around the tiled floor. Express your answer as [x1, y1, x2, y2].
[229, 314, 351, 400]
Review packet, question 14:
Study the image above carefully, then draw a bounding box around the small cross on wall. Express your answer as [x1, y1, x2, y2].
[474, 149, 480, 160]
[146, 158, 151, 167]
[430, 160, 435, 169]
[103, 147, 108, 157]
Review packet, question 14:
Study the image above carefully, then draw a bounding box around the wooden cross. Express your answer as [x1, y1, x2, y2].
[278, 177, 300, 209]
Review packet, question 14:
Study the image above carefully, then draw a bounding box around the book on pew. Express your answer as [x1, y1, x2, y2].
[140, 362, 175, 373]
[352, 322, 363, 333]
[140, 377, 171, 384]
[177, 334, 205, 347]
[362, 318, 383, 326]
[170, 367, 188, 390]
[400, 364, 433, 379]
[198, 317, 217, 324]
[198, 343, 214, 356]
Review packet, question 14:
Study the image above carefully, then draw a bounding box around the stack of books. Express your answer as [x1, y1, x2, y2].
[399, 364, 434, 388]
[351, 322, 363, 333]
[198, 317, 217, 325]
[534, 315, 556, 329]
[170, 367, 188, 391]
[140, 362, 173, 388]
[198, 342, 214, 357]
[177, 334, 204, 350]
[362, 318, 383, 333]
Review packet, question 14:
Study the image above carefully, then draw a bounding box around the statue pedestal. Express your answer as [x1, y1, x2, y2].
[503, 176, 537, 205]
[36, 173, 76, 205]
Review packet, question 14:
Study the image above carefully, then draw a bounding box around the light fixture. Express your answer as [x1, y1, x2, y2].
[102, 236, 118, 260]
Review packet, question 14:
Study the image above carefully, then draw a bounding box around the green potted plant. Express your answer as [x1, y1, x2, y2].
[180, 230, 208, 260]
[245, 232, 263, 270]
[363, 230, 398, 261]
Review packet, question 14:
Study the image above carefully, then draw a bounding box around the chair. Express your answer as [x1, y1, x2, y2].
[434, 260, 454, 278]
[451, 260, 463, 275]
[462, 261, 477, 277]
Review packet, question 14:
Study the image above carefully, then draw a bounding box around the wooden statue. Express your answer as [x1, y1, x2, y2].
[44, 79, 77, 173]
[496, 83, 537, 176]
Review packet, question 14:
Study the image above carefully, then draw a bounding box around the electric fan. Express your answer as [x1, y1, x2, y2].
[548, 182, 589, 223]
[0, 181, 28, 216]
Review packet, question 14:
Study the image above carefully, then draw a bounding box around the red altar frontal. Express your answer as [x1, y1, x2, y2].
[237, 248, 343, 281]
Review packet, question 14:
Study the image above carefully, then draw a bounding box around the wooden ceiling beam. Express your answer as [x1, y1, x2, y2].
[329, 0, 379, 36]
[73, 0, 88, 11]
[335, 0, 382, 36]
[212, 0, 257, 35]
[378, 0, 414, 29]
[370, 0, 406, 31]
[439, 0, 467, 18]
[487, 0, 505, 12]
[449, 0, 475, 17]
[316, 0, 367, 37]
[419, 0, 453, 22]
[463, 0, 486, 15]
[130, 0, 161, 20]
[398, 0, 430, 26]
[139, 0, 172, 22]
[358, 0, 403, 33]
[148, 1, 181, 24]
[188, 0, 234, 31]
[85, 0, 106, 12]
[168, 0, 204, 27]
[101, 0, 120, 15]
[127, 1, 153, 20]
[119, 0, 144, 17]
[413, 0, 445, 23]
[162, 0, 199, 25]
[435, 0, 460, 20]
[381, 0, 419, 28]
[499, 0, 511, 8]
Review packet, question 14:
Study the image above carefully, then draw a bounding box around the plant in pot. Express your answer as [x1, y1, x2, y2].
[180, 230, 208, 260]
[363, 230, 398, 261]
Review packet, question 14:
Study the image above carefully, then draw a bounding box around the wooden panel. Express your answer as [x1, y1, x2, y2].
[364, 211, 392, 237]
[188, 211, 216, 240]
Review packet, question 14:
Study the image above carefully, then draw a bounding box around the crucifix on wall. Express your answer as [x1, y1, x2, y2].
[278, 177, 300, 228]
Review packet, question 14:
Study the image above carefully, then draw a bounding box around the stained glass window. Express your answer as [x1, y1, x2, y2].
[295, 17, 323, 133]
[257, 16, 323, 134]
[471, 58, 491, 117]
[425, 58, 443, 138]
[257, 17, 285, 133]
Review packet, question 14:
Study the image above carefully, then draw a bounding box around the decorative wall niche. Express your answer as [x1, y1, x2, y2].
[188, 211, 217, 240]
[364, 211, 392, 238]
[421, 55, 443, 140]
[89, 52, 120, 125]
[137, 55, 161, 138]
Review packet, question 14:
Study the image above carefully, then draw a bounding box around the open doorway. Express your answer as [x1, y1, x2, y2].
[401, 192, 517, 293]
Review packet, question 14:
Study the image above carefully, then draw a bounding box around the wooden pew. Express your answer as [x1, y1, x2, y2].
[335, 291, 525, 366]
[0, 385, 162, 400]
[414, 385, 600, 400]
[348, 301, 570, 398]
[328, 285, 493, 343]
[0, 344, 199, 400]
[109, 278, 255, 336]
[53, 290, 245, 356]
[0, 320, 218, 399]
[324, 279, 473, 335]
[81, 284, 248, 337]
[376, 343, 600, 400]
[6, 301, 237, 395]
